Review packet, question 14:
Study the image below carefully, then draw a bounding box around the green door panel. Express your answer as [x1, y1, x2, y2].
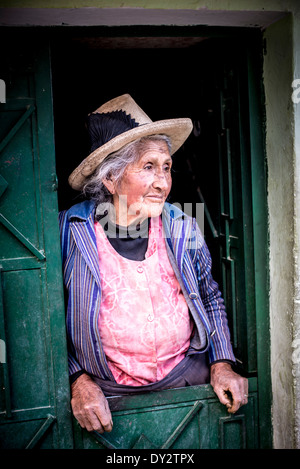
[2, 270, 50, 409]
[197, 51, 257, 374]
[73, 379, 258, 450]
[0, 37, 73, 449]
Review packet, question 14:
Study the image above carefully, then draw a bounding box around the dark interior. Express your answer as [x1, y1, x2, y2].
[51, 35, 236, 286]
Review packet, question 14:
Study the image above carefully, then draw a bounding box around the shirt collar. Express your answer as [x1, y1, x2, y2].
[67, 200, 96, 222]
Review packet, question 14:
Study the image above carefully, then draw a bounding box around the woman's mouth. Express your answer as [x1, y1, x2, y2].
[145, 194, 165, 201]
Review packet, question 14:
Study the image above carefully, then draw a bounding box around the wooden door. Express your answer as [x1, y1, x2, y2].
[0, 35, 73, 449]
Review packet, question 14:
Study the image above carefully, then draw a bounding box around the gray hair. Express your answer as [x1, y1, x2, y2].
[82, 135, 171, 204]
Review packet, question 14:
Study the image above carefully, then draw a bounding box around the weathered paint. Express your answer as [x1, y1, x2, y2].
[263, 12, 300, 448]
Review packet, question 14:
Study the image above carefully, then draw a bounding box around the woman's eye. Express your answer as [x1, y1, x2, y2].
[142, 164, 171, 172]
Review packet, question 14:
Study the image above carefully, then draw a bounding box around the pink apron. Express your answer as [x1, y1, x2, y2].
[95, 216, 193, 386]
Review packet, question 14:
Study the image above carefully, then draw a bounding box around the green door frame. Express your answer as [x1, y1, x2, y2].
[34, 42, 74, 449]
[247, 40, 272, 448]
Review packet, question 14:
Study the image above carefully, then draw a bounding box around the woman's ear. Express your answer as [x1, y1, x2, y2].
[102, 175, 116, 195]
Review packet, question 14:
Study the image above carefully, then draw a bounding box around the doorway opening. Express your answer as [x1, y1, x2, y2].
[51, 31, 257, 380]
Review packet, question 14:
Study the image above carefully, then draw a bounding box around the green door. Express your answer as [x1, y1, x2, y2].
[73, 382, 258, 450]
[0, 36, 73, 449]
[0, 30, 270, 449]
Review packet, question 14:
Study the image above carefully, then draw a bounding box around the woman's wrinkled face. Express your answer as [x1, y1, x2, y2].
[106, 141, 172, 226]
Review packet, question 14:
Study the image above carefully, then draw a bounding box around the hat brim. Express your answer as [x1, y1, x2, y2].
[68, 118, 193, 191]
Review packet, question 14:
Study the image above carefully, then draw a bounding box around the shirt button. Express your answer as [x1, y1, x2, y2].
[189, 292, 198, 300]
[147, 314, 154, 322]
[137, 266, 144, 273]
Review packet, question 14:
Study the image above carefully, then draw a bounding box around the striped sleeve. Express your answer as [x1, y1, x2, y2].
[58, 209, 84, 377]
[194, 222, 236, 364]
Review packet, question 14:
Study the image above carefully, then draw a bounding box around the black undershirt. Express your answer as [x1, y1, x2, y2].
[96, 214, 150, 261]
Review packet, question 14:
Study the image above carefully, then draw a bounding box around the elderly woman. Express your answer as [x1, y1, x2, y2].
[59, 94, 248, 434]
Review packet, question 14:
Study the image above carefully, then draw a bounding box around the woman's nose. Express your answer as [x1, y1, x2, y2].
[152, 170, 170, 190]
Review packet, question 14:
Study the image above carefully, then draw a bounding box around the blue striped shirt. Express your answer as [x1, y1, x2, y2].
[59, 200, 235, 380]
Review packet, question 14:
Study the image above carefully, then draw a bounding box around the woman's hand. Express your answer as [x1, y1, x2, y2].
[71, 373, 113, 433]
[210, 362, 248, 413]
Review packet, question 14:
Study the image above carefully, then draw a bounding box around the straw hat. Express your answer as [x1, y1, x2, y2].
[68, 93, 193, 191]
